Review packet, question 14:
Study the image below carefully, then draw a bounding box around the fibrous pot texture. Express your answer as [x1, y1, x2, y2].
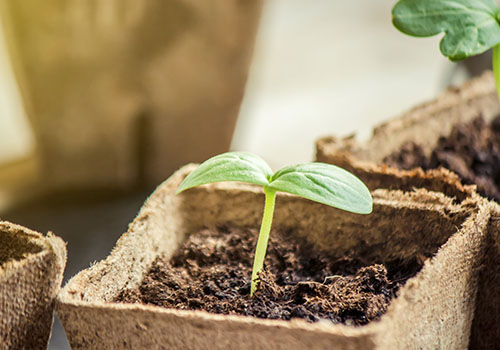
[0, 221, 66, 350]
[469, 202, 500, 350]
[315, 71, 500, 350]
[57, 165, 491, 350]
[0, 0, 262, 190]
[316, 71, 500, 200]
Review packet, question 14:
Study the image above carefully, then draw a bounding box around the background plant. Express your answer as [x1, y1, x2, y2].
[177, 152, 373, 296]
[392, 0, 500, 100]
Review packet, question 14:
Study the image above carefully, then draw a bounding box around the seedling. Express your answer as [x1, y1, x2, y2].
[392, 0, 500, 100]
[177, 152, 372, 296]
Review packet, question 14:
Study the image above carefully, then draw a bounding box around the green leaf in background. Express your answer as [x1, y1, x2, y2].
[176, 152, 273, 193]
[392, 0, 500, 60]
[269, 163, 372, 214]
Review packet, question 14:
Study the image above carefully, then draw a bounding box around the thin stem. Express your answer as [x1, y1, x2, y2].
[250, 186, 277, 296]
[493, 44, 500, 102]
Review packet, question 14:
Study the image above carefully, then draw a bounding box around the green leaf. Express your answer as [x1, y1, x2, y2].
[176, 152, 273, 193]
[392, 0, 500, 60]
[268, 163, 373, 214]
[177, 153, 372, 215]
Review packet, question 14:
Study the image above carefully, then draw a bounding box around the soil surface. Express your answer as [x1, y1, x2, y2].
[117, 227, 422, 326]
[384, 116, 500, 202]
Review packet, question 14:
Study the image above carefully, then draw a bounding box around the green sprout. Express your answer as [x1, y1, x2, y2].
[176, 152, 373, 296]
[392, 0, 500, 100]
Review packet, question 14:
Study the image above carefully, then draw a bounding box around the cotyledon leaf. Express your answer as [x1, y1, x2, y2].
[268, 163, 373, 215]
[176, 152, 273, 193]
[177, 153, 372, 215]
[392, 0, 500, 60]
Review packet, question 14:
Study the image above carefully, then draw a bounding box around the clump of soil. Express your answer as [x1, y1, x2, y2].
[117, 227, 422, 326]
[384, 116, 500, 202]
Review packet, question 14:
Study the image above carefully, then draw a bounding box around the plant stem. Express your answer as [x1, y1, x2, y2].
[250, 186, 277, 296]
[493, 44, 500, 102]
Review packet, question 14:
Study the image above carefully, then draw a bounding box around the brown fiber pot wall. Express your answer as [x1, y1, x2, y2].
[0, 222, 66, 350]
[315, 72, 500, 350]
[57, 165, 491, 350]
[468, 202, 500, 350]
[316, 71, 500, 200]
[0, 0, 262, 190]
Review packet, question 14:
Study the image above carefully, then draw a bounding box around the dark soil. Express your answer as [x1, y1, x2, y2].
[117, 227, 422, 326]
[383, 116, 500, 202]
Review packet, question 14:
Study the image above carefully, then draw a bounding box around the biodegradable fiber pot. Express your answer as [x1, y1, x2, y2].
[0, 0, 262, 190]
[469, 202, 500, 350]
[57, 165, 491, 350]
[315, 71, 500, 350]
[316, 71, 500, 200]
[0, 222, 66, 350]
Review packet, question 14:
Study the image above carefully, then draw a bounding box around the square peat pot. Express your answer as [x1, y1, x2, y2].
[315, 71, 500, 349]
[57, 165, 491, 350]
[0, 222, 66, 350]
[315, 71, 500, 200]
[469, 202, 500, 349]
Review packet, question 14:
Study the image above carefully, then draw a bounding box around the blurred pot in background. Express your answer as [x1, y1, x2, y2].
[0, 0, 261, 192]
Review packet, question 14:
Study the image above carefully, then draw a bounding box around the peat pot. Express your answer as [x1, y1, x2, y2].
[315, 71, 500, 349]
[57, 165, 491, 350]
[0, 0, 262, 190]
[0, 221, 66, 350]
[470, 202, 500, 349]
[316, 71, 500, 199]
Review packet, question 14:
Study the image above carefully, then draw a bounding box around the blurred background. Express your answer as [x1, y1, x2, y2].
[0, 0, 488, 349]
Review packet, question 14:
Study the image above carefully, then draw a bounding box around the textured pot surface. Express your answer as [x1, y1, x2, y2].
[0, 0, 262, 190]
[315, 72, 500, 199]
[317, 72, 500, 164]
[315, 71, 500, 350]
[57, 165, 490, 350]
[0, 222, 66, 350]
[469, 202, 500, 350]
